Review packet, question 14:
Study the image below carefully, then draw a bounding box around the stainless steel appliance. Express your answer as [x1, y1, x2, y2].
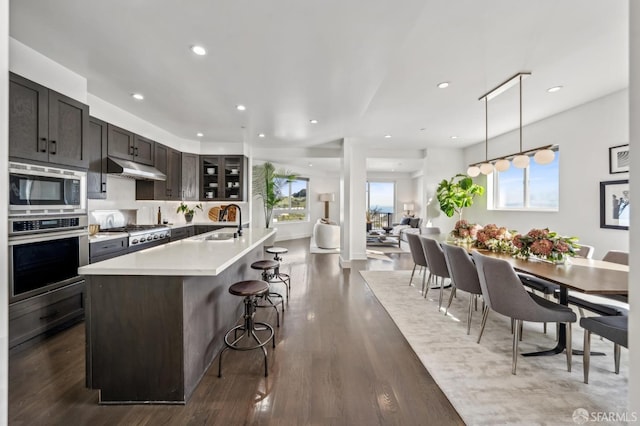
[8, 215, 89, 304]
[9, 161, 87, 216]
[100, 224, 171, 252]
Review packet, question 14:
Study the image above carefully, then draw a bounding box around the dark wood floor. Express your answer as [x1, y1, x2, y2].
[9, 238, 463, 425]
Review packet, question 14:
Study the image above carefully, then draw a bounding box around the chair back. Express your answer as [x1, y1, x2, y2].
[420, 236, 450, 278]
[422, 227, 441, 235]
[603, 250, 628, 265]
[442, 244, 482, 295]
[406, 232, 428, 267]
[576, 244, 594, 259]
[471, 251, 546, 320]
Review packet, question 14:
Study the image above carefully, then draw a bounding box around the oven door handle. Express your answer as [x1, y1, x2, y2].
[9, 229, 89, 245]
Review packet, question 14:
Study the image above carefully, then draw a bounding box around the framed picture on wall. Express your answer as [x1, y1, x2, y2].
[609, 144, 630, 174]
[600, 179, 629, 230]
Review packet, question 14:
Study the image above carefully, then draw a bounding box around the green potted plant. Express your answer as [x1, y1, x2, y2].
[436, 174, 484, 223]
[176, 202, 203, 223]
[252, 162, 297, 228]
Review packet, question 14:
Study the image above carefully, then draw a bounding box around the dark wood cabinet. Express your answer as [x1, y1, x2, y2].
[136, 143, 181, 200]
[181, 153, 199, 201]
[170, 226, 194, 242]
[87, 117, 108, 199]
[89, 237, 128, 263]
[107, 124, 155, 166]
[193, 225, 225, 235]
[9, 73, 89, 168]
[9, 281, 85, 349]
[200, 156, 247, 201]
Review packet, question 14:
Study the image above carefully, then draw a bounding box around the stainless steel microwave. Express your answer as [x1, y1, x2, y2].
[9, 161, 87, 216]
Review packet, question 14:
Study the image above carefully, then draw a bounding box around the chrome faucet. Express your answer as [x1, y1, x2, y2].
[221, 204, 242, 236]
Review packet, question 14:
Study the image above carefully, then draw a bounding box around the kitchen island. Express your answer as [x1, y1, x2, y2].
[78, 227, 275, 404]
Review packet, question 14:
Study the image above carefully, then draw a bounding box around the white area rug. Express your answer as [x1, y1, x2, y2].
[360, 270, 629, 426]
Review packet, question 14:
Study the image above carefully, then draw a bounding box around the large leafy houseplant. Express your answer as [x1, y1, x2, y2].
[252, 162, 297, 228]
[436, 174, 484, 222]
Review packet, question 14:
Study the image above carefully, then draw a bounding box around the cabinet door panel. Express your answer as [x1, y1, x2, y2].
[154, 144, 169, 199]
[87, 117, 108, 199]
[133, 135, 154, 166]
[169, 148, 182, 200]
[9, 74, 49, 163]
[48, 91, 89, 168]
[107, 124, 135, 160]
[181, 153, 199, 201]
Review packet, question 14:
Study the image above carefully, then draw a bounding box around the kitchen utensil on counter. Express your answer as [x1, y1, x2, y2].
[88, 224, 100, 236]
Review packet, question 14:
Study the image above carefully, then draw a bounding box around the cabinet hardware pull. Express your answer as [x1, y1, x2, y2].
[39, 310, 59, 320]
[40, 137, 47, 152]
[134, 147, 139, 156]
[102, 182, 107, 191]
[50, 140, 57, 154]
[129, 145, 134, 155]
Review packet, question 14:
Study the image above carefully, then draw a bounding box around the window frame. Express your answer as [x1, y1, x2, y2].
[272, 177, 310, 224]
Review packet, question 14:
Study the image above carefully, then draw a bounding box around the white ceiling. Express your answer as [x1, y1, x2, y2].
[9, 0, 629, 172]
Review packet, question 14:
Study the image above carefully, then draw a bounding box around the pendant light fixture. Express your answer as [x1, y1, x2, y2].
[467, 72, 556, 174]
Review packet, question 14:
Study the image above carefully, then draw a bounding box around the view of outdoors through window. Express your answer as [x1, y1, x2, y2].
[273, 178, 309, 222]
[493, 151, 559, 210]
[366, 181, 395, 228]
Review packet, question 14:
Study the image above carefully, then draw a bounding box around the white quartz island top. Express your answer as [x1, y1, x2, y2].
[78, 227, 275, 276]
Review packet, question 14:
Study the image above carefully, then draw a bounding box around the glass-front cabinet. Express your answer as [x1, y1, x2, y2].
[200, 156, 247, 201]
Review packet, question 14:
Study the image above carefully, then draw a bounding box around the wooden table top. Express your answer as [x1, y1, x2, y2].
[473, 250, 629, 295]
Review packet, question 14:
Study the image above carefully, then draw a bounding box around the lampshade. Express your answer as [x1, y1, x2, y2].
[467, 166, 480, 177]
[403, 203, 414, 211]
[513, 154, 530, 169]
[494, 158, 511, 172]
[534, 149, 555, 165]
[479, 163, 494, 175]
[319, 193, 335, 202]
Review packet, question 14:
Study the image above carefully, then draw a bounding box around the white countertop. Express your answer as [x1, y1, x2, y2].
[79, 227, 275, 276]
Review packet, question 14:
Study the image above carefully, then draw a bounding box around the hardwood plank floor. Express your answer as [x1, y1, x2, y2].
[9, 238, 463, 425]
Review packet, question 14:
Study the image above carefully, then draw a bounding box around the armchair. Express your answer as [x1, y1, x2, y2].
[313, 218, 340, 249]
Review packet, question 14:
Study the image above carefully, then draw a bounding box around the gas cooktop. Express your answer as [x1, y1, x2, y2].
[101, 224, 171, 250]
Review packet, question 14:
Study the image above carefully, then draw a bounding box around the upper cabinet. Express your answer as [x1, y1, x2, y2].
[87, 116, 108, 199]
[200, 156, 247, 201]
[107, 124, 154, 166]
[136, 143, 182, 200]
[181, 153, 199, 201]
[9, 73, 89, 169]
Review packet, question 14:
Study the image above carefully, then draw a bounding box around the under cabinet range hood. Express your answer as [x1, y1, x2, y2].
[107, 157, 166, 181]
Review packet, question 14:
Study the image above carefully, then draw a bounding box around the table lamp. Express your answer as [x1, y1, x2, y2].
[319, 193, 335, 219]
[403, 203, 414, 217]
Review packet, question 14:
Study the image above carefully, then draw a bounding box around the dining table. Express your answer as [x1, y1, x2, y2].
[472, 249, 629, 356]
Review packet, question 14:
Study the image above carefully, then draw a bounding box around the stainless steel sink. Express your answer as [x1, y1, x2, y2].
[203, 233, 235, 241]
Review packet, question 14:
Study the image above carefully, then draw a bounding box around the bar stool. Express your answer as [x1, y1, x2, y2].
[265, 247, 291, 300]
[250, 260, 285, 327]
[218, 280, 275, 378]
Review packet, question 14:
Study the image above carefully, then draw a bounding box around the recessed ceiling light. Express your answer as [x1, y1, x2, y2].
[196, 132, 204, 137]
[236, 105, 246, 111]
[547, 86, 563, 93]
[450, 136, 458, 139]
[258, 133, 265, 138]
[308, 163, 313, 167]
[384, 134, 392, 138]
[190, 45, 207, 56]
[131, 93, 144, 100]
[309, 119, 318, 124]
[437, 82, 450, 89]
[420, 128, 426, 131]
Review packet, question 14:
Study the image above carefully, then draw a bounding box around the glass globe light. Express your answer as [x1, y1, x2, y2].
[513, 155, 530, 169]
[494, 159, 511, 172]
[467, 166, 480, 177]
[479, 162, 494, 175]
[534, 149, 555, 165]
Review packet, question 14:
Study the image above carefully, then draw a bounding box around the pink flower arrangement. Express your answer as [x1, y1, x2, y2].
[451, 220, 482, 241]
[474, 224, 514, 253]
[512, 228, 579, 263]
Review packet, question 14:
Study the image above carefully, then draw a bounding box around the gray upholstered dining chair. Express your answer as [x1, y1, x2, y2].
[420, 236, 450, 310]
[580, 315, 628, 384]
[406, 232, 429, 295]
[576, 244, 595, 259]
[472, 251, 577, 375]
[602, 250, 628, 265]
[422, 226, 441, 235]
[442, 243, 483, 335]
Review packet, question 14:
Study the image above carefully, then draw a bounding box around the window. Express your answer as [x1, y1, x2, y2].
[273, 178, 309, 223]
[490, 150, 559, 210]
[366, 181, 395, 228]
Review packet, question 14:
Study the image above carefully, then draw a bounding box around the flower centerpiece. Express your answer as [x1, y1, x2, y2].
[450, 220, 482, 244]
[512, 228, 579, 264]
[474, 223, 515, 254]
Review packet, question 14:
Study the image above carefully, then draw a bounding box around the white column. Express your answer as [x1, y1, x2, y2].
[340, 138, 367, 267]
[628, 0, 639, 413]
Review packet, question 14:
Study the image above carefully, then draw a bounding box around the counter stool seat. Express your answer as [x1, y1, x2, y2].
[218, 280, 275, 378]
[251, 260, 285, 326]
[265, 247, 291, 300]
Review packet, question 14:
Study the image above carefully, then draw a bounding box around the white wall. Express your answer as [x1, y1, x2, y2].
[1, 0, 9, 421]
[464, 90, 629, 259]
